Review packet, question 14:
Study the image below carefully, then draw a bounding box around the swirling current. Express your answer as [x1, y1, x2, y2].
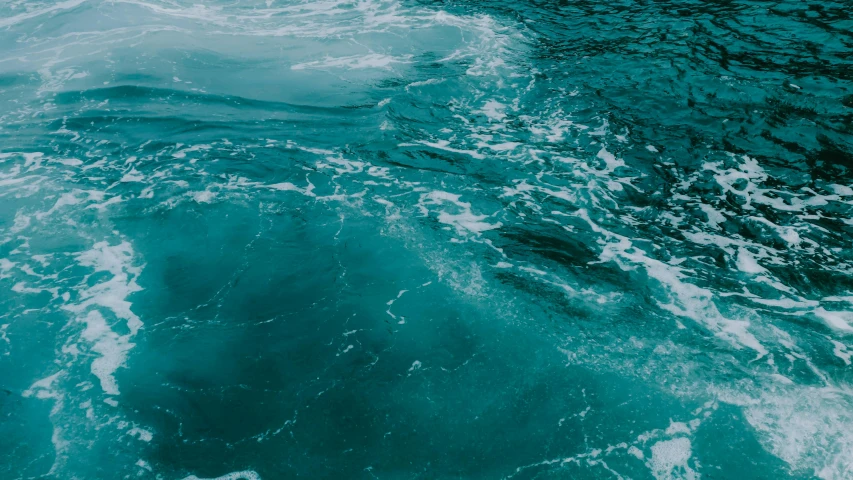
[1, 0, 852, 479]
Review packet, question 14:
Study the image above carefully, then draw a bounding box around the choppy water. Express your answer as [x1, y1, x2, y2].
[1, 0, 852, 478]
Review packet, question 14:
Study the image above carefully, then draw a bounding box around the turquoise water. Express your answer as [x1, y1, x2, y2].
[1, 0, 852, 478]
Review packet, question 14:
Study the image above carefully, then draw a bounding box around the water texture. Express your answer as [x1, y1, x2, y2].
[1, 0, 852, 478]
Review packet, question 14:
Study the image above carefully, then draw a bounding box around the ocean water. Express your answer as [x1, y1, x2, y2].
[1, 0, 852, 478]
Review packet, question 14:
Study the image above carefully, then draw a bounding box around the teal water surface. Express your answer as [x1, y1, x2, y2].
[1, 0, 852, 479]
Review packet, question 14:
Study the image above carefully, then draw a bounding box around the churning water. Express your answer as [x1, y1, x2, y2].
[1, 0, 852, 478]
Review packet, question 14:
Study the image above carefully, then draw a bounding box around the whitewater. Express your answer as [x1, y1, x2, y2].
[1, 0, 852, 478]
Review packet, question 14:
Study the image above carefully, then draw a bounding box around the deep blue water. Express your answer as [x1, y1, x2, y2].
[1, 0, 852, 479]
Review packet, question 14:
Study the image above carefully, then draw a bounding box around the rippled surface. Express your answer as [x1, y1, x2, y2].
[1, 0, 852, 478]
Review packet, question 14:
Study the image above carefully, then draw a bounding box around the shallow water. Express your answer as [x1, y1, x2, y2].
[1, 0, 852, 478]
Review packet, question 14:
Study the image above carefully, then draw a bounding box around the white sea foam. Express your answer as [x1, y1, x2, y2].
[830, 340, 852, 365]
[403, 140, 486, 160]
[736, 248, 765, 274]
[292, 54, 410, 71]
[648, 438, 697, 480]
[62, 241, 143, 395]
[3, 0, 851, 478]
[813, 308, 853, 332]
[23, 371, 63, 400]
[267, 182, 315, 197]
[183, 471, 261, 480]
[405, 78, 444, 91]
[120, 169, 145, 183]
[829, 184, 853, 196]
[127, 426, 154, 442]
[479, 100, 507, 122]
[78, 310, 134, 395]
[0, 0, 87, 29]
[718, 385, 853, 480]
[418, 191, 501, 236]
[576, 208, 767, 356]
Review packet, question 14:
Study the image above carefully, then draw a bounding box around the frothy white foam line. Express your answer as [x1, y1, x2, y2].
[62, 241, 143, 395]
[405, 77, 445, 91]
[183, 471, 261, 480]
[291, 53, 411, 71]
[503, 409, 708, 480]
[418, 191, 501, 236]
